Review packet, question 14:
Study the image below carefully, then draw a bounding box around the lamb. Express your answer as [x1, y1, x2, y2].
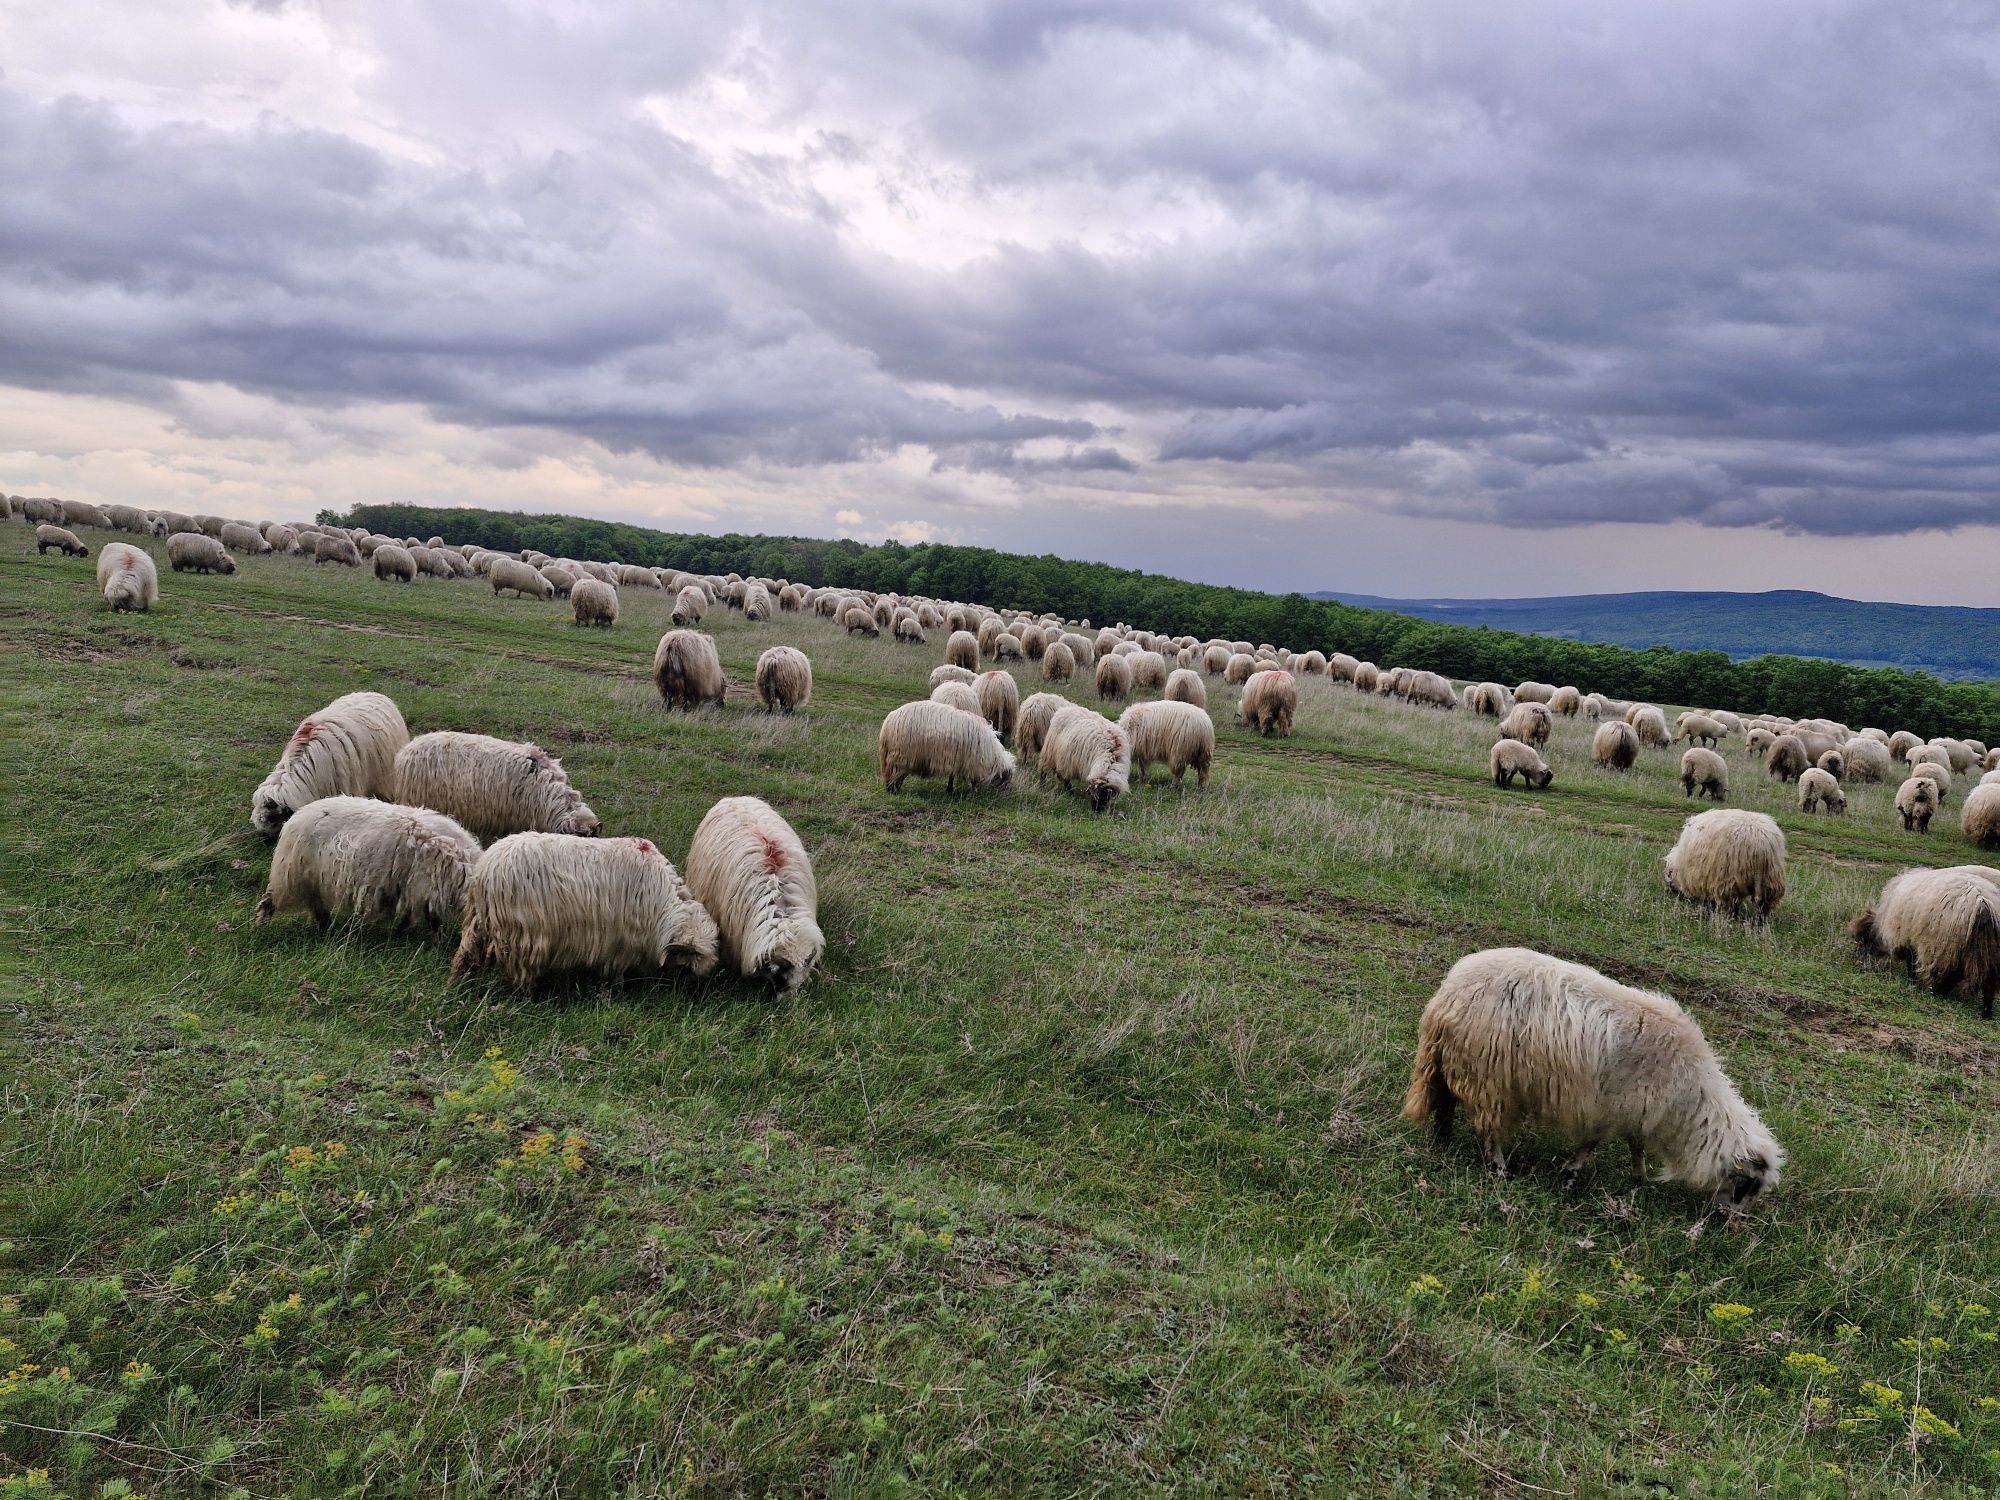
[372, 543, 417, 583]
[1041, 642, 1076, 684]
[1663, 809, 1788, 917]
[251, 690, 409, 839]
[1744, 727, 1775, 760]
[671, 585, 707, 625]
[1797, 767, 1847, 815]
[1896, 776, 1941, 832]
[1961, 783, 2000, 851]
[1119, 700, 1214, 788]
[652, 629, 728, 711]
[945, 630, 981, 671]
[1679, 747, 1728, 801]
[394, 731, 601, 841]
[684, 796, 824, 994]
[1850, 866, 2000, 1018]
[1467, 683, 1512, 717]
[1401, 948, 1783, 1208]
[256, 796, 481, 933]
[1627, 705, 1671, 747]
[96, 542, 158, 612]
[313, 534, 362, 567]
[1764, 735, 1809, 782]
[1497, 702, 1553, 747]
[929, 664, 976, 690]
[1014, 692, 1072, 764]
[1164, 668, 1208, 708]
[977, 670, 1020, 744]
[1236, 669, 1299, 739]
[1676, 714, 1726, 747]
[1095, 652, 1133, 701]
[755, 646, 812, 713]
[35, 525, 88, 557]
[221, 521, 272, 555]
[878, 700, 1016, 793]
[451, 833, 719, 991]
[1490, 739, 1554, 790]
[1590, 720, 1639, 771]
[1038, 706, 1132, 813]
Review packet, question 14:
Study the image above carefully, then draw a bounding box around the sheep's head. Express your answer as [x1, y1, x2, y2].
[251, 789, 294, 841]
[1533, 768, 1555, 790]
[1710, 1150, 1780, 1217]
[1088, 781, 1119, 814]
[563, 805, 601, 837]
[660, 901, 720, 978]
[217, 554, 237, 574]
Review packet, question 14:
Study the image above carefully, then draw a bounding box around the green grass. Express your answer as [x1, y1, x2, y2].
[3, 527, 1997, 1498]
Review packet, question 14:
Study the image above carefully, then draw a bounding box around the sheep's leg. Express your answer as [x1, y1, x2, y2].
[1477, 1132, 1510, 1179]
[1560, 1137, 1604, 1191]
[1627, 1138, 1648, 1186]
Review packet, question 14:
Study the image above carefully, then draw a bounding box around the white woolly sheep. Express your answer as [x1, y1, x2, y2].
[36, 524, 89, 557]
[878, 699, 1016, 794]
[1222, 652, 1257, 686]
[1119, 700, 1214, 789]
[1497, 702, 1553, 747]
[1403, 948, 1783, 1208]
[1933, 740, 1978, 773]
[251, 690, 409, 840]
[1548, 685, 1582, 716]
[1679, 747, 1728, 801]
[1164, 668, 1208, 708]
[842, 606, 880, 637]
[1887, 730, 1924, 761]
[671, 585, 707, 625]
[104, 503, 151, 534]
[1014, 692, 1070, 763]
[1896, 776, 1941, 832]
[394, 731, 601, 841]
[684, 796, 824, 994]
[1490, 739, 1554, 790]
[1039, 706, 1132, 813]
[1983, 768, 2000, 787]
[931, 680, 982, 715]
[1850, 865, 2000, 1018]
[944, 630, 980, 672]
[490, 557, 553, 599]
[452, 832, 719, 991]
[1513, 682, 1556, 705]
[1059, 632, 1096, 670]
[20, 497, 64, 525]
[372, 543, 416, 582]
[1910, 760, 1953, 803]
[1628, 705, 1671, 747]
[1237, 670, 1298, 737]
[1127, 650, 1168, 693]
[653, 629, 727, 711]
[755, 646, 812, 713]
[1815, 750, 1846, 784]
[61, 500, 110, 529]
[215, 522, 267, 556]
[929, 664, 976, 691]
[894, 613, 927, 645]
[1042, 641, 1076, 684]
[1840, 738, 1891, 783]
[95, 542, 158, 612]
[977, 670, 1019, 743]
[266, 524, 300, 554]
[1664, 809, 1788, 918]
[1352, 662, 1381, 693]
[167, 531, 236, 573]
[1764, 735, 1809, 782]
[1797, 767, 1847, 815]
[1467, 682, 1512, 717]
[1095, 652, 1133, 701]
[1676, 714, 1726, 747]
[256, 796, 481, 933]
[313, 534, 361, 567]
[567, 577, 617, 627]
[1961, 783, 2000, 851]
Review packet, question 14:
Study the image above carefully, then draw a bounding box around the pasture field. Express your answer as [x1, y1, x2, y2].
[4, 527, 1998, 1498]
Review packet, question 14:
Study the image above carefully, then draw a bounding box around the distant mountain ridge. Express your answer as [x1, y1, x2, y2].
[1307, 588, 2000, 681]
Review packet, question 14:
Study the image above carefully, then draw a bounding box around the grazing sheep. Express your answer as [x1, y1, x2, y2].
[570, 576, 618, 627]
[35, 525, 88, 557]
[1985, 749, 2000, 773]
[166, 531, 236, 574]
[1840, 738, 1891, 783]
[1467, 683, 1513, 717]
[1095, 652, 1133, 701]
[1628, 705, 1671, 747]
[1850, 866, 2000, 1018]
[1237, 670, 1298, 737]
[61, 500, 110, 529]
[1402, 948, 1783, 1207]
[1295, 650, 1328, 676]
[372, 543, 417, 583]
[1896, 776, 1941, 832]
[394, 731, 601, 841]
[1016, 624, 1046, 660]
[1513, 682, 1556, 705]
[1015, 692, 1071, 764]
[20, 497, 64, 525]
[1497, 702, 1553, 747]
[841, 606, 880, 637]
[878, 700, 1016, 793]
[1764, 735, 1808, 782]
[313, 534, 362, 567]
[1490, 739, 1554, 790]
[742, 585, 774, 621]
[1592, 720, 1640, 771]
[490, 557, 553, 599]
[256, 796, 480, 933]
[1548, 686, 1582, 717]
[1664, 809, 1788, 917]
[1961, 783, 2000, 851]
[1933, 740, 1978, 773]
[1910, 760, 1953, 803]
[1909, 744, 1951, 775]
[96, 542, 158, 612]
[1223, 653, 1257, 686]
[653, 629, 727, 711]
[930, 681, 982, 716]
[1679, 748, 1728, 801]
[251, 690, 409, 839]
[1352, 662, 1381, 693]
[945, 630, 980, 672]
[755, 646, 812, 713]
[1042, 641, 1077, 684]
[451, 833, 718, 991]
[1797, 767, 1847, 815]
[1039, 706, 1132, 813]
[671, 585, 708, 626]
[684, 796, 824, 994]
[977, 670, 1020, 744]
[1983, 768, 2000, 787]
[894, 613, 927, 645]
[1126, 650, 1168, 693]
[1060, 632, 1097, 670]
[266, 524, 301, 554]
[1744, 727, 1775, 761]
[1119, 700, 1214, 789]
[104, 503, 152, 534]
[1884, 730, 1924, 761]
[1201, 644, 1231, 676]
[929, 664, 976, 691]
[1164, 668, 1208, 708]
[1676, 714, 1726, 747]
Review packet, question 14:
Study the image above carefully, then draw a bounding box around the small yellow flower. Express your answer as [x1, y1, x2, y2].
[324, 1140, 348, 1160]
[1964, 1303, 1991, 1320]
[1520, 1269, 1544, 1297]
[1406, 1273, 1445, 1299]
[285, 1145, 319, 1170]
[1574, 1292, 1599, 1311]
[1784, 1352, 1840, 1378]
[214, 1195, 245, 1216]
[121, 1359, 155, 1383]
[484, 1046, 503, 1060]
[1822, 1464, 1843, 1478]
[1913, 1406, 1961, 1441]
[1708, 1303, 1754, 1326]
[1835, 1323, 1862, 1339]
[1860, 1380, 1905, 1409]
[1605, 1328, 1628, 1345]
[635, 1384, 658, 1402]
[50, 1367, 71, 1382]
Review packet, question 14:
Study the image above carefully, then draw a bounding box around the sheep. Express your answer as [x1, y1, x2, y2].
[1021, 637, 1071, 687]
[1986, 749, 2000, 773]
[619, 564, 657, 590]
[1887, 730, 1924, 762]
[1628, 705, 1671, 747]
[1497, 702, 1553, 747]
[683, 796, 824, 994]
[165, 531, 236, 573]
[1014, 692, 1071, 764]
[742, 585, 774, 621]
[1984, 768, 2000, 787]
[929, 664, 976, 691]
[1513, 682, 1556, 705]
[370, 542, 416, 583]
[1679, 747, 1728, 801]
[220, 521, 272, 555]
[1237, 670, 1298, 737]
[1164, 668, 1208, 708]
[977, 670, 1020, 744]
[894, 613, 927, 645]
[256, 796, 481, 933]
[1910, 760, 1953, 803]
[841, 606, 879, 637]
[1095, 652, 1133, 701]
[557, 576, 615, 627]
[394, 731, 601, 841]
[104, 503, 152, 534]
[1059, 632, 1096, 670]
[1016, 624, 1046, 660]
[1850, 866, 2000, 1018]
[1402, 670, 1458, 709]
[451, 832, 719, 991]
[313, 534, 362, 567]
[1223, 653, 1257, 686]
[1797, 767, 1847, 815]
[755, 646, 812, 713]
[489, 557, 553, 599]
[266, 524, 301, 555]
[1764, 735, 1808, 782]
[1351, 662, 1381, 693]
[653, 629, 727, 711]
[1896, 776, 1941, 832]
[1933, 740, 1979, 773]
[1909, 744, 1951, 774]
[35, 525, 88, 557]
[1676, 713, 1726, 747]
[1467, 682, 1512, 717]
[930, 681, 982, 716]
[1548, 685, 1582, 717]
[1490, 739, 1554, 790]
[1962, 783, 2000, 851]
[1590, 720, 1639, 770]
[1039, 706, 1131, 813]
[878, 700, 1016, 794]
[1840, 738, 1891, 783]
[1401, 948, 1783, 1208]
[1664, 809, 1788, 918]
[1295, 650, 1328, 675]
[1119, 700, 1214, 789]
[1121, 650, 1166, 694]
[96, 542, 158, 612]
[670, 584, 708, 626]
[939, 630, 979, 672]
[61, 499, 110, 529]
[19, 497, 64, 525]
[251, 690, 409, 839]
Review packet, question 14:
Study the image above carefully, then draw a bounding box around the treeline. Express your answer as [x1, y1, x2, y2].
[329, 504, 2000, 740]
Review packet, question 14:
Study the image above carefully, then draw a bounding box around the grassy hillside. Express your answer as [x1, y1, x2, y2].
[1315, 589, 2000, 682]
[5, 526, 1999, 1496]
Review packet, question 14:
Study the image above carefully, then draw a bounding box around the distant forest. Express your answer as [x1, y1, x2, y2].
[331, 504, 2000, 741]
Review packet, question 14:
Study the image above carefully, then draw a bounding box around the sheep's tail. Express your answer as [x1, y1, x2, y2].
[1401, 1025, 1454, 1142]
[1970, 900, 2000, 1020]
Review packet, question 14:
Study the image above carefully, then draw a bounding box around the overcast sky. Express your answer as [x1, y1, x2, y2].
[4, 1, 1998, 603]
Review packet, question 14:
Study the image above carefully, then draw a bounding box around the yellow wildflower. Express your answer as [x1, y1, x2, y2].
[1708, 1303, 1754, 1326]
[1574, 1292, 1599, 1311]
[1913, 1406, 1960, 1441]
[1406, 1274, 1445, 1299]
[1860, 1381, 1905, 1409]
[122, 1359, 155, 1382]
[1784, 1352, 1840, 1378]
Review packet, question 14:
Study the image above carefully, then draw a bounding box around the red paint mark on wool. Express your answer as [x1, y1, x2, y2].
[633, 839, 655, 855]
[756, 831, 787, 873]
[290, 719, 319, 745]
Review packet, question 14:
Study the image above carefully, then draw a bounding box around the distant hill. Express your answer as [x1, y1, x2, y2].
[1309, 589, 2000, 681]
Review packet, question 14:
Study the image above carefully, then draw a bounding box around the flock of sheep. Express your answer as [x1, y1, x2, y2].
[15, 492, 2000, 1217]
